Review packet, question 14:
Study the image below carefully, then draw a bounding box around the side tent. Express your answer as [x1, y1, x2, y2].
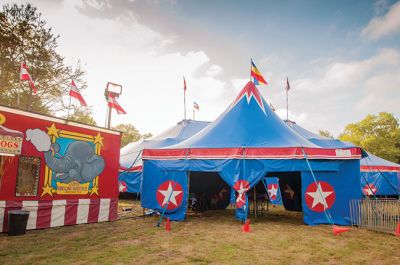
[360, 153, 400, 197]
[142, 81, 362, 225]
[285, 120, 399, 197]
[118, 120, 209, 193]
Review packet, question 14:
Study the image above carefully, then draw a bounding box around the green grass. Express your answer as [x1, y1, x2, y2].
[0, 202, 399, 265]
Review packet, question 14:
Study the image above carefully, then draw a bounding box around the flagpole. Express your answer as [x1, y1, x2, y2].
[193, 108, 195, 120]
[184, 88, 187, 120]
[67, 95, 72, 120]
[107, 106, 112, 129]
[286, 79, 289, 121]
[250, 58, 252, 82]
[17, 79, 21, 106]
[183, 77, 187, 121]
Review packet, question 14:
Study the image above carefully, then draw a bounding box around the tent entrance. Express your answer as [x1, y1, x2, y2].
[188, 171, 230, 214]
[266, 171, 302, 212]
[248, 171, 302, 218]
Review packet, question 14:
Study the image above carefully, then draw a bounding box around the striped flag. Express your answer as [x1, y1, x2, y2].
[183, 76, 187, 91]
[285, 77, 290, 91]
[250, 59, 268, 85]
[69, 80, 87, 107]
[107, 93, 126, 114]
[194, 102, 199, 111]
[20, 63, 37, 94]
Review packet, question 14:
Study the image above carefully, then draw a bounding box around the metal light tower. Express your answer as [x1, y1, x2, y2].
[104, 82, 122, 129]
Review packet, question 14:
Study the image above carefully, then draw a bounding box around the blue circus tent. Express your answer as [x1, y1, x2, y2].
[285, 120, 400, 197]
[360, 153, 400, 197]
[141, 81, 363, 225]
[119, 120, 210, 193]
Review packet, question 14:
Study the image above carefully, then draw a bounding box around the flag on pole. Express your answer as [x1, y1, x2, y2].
[250, 59, 268, 85]
[107, 93, 126, 114]
[20, 63, 37, 94]
[183, 76, 187, 91]
[69, 80, 87, 107]
[194, 102, 199, 111]
[285, 77, 290, 91]
[20, 63, 31, 81]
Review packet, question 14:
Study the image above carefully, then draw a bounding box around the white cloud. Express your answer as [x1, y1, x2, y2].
[7, 0, 229, 135]
[275, 109, 308, 123]
[361, 1, 400, 40]
[231, 78, 248, 94]
[205, 64, 223, 77]
[4, 0, 399, 140]
[81, 0, 112, 10]
[284, 48, 400, 136]
[294, 48, 400, 92]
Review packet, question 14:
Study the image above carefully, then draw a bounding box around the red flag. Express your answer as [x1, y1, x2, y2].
[20, 63, 37, 94]
[69, 80, 87, 107]
[20, 63, 31, 81]
[193, 102, 199, 111]
[183, 77, 187, 91]
[285, 77, 290, 91]
[107, 93, 126, 114]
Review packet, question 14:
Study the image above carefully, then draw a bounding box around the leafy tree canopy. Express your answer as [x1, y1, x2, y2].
[67, 106, 97, 126]
[0, 3, 86, 114]
[113, 124, 152, 148]
[339, 112, 400, 163]
[318, 130, 334, 139]
[142, 132, 153, 139]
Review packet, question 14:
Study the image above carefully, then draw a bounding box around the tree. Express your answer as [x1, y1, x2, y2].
[318, 130, 334, 139]
[67, 106, 97, 126]
[339, 112, 400, 163]
[113, 124, 142, 148]
[0, 4, 86, 114]
[142, 133, 153, 139]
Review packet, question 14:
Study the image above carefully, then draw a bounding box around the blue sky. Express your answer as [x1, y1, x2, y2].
[9, 0, 400, 136]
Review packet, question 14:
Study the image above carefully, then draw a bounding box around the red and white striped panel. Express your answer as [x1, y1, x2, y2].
[0, 198, 118, 232]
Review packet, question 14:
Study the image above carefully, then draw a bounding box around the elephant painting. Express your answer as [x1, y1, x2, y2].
[26, 128, 105, 184]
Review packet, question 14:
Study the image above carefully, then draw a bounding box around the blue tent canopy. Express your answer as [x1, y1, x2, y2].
[360, 153, 400, 196]
[119, 120, 210, 193]
[285, 120, 354, 148]
[142, 81, 362, 225]
[285, 120, 400, 196]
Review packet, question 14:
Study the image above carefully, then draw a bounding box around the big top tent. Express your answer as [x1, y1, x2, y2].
[141, 81, 363, 225]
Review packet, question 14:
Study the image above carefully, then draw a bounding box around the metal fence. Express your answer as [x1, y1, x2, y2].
[350, 198, 400, 234]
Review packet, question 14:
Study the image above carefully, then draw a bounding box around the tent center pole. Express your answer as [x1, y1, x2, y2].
[254, 187, 257, 219]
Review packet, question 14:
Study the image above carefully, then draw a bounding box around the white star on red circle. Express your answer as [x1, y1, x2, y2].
[156, 180, 184, 210]
[305, 181, 336, 212]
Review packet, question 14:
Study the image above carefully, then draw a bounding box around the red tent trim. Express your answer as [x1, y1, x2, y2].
[142, 147, 362, 160]
[119, 165, 143, 172]
[360, 165, 400, 172]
